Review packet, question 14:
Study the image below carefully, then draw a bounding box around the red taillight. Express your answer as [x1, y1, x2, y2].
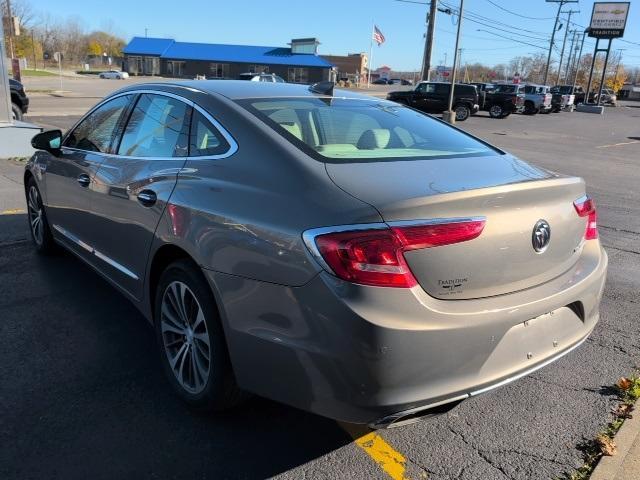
[312, 219, 485, 288]
[573, 196, 598, 240]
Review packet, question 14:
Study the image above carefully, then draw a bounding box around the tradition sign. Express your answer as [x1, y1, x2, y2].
[588, 2, 630, 38]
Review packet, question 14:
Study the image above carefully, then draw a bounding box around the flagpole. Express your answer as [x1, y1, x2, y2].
[368, 22, 374, 88]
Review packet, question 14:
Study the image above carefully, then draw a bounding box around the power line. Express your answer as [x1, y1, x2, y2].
[440, 0, 550, 36]
[462, 16, 551, 41]
[475, 29, 549, 50]
[484, 0, 555, 21]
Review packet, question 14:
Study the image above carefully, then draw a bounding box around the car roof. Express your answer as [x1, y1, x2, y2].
[115, 80, 380, 101]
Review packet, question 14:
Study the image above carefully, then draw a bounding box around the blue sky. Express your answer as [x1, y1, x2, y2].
[29, 0, 640, 70]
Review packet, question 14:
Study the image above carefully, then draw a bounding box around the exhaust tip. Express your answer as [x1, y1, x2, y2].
[369, 397, 466, 429]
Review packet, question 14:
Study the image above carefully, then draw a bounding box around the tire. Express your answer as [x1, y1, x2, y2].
[25, 177, 57, 254]
[489, 104, 504, 119]
[99, 74, 105, 79]
[11, 102, 22, 121]
[454, 104, 470, 122]
[154, 259, 246, 411]
[523, 101, 538, 115]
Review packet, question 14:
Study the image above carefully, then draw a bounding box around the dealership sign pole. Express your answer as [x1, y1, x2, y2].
[584, 2, 630, 106]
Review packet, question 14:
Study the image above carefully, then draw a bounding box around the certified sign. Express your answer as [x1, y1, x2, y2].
[588, 2, 631, 38]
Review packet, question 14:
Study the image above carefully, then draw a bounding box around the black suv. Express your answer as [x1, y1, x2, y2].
[10, 78, 29, 121]
[386, 82, 479, 121]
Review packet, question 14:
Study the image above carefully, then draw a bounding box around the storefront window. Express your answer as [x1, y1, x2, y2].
[288, 68, 308, 84]
[208, 63, 229, 78]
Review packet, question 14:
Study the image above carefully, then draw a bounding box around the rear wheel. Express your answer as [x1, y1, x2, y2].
[454, 104, 470, 122]
[154, 259, 246, 411]
[489, 104, 504, 119]
[11, 102, 22, 121]
[25, 178, 56, 254]
[524, 101, 538, 115]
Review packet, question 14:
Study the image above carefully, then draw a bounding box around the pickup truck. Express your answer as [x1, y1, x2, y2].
[386, 82, 479, 121]
[522, 84, 553, 115]
[481, 84, 525, 118]
[550, 85, 583, 111]
[9, 78, 29, 121]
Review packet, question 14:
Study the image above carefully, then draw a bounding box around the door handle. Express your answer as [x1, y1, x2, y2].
[77, 173, 90, 187]
[137, 190, 157, 207]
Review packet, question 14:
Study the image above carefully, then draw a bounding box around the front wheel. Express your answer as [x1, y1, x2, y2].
[489, 104, 504, 118]
[25, 178, 56, 254]
[155, 259, 246, 411]
[454, 104, 470, 122]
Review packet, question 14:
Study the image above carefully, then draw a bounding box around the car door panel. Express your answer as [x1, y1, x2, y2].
[87, 93, 192, 300]
[44, 94, 133, 261]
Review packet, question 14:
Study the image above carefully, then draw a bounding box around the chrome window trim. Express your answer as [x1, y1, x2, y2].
[53, 224, 139, 280]
[302, 217, 487, 274]
[63, 88, 238, 161]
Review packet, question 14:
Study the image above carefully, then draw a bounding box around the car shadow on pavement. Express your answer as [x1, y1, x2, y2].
[0, 214, 353, 480]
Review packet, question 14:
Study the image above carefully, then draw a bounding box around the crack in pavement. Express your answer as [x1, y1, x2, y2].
[446, 425, 512, 479]
[599, 225, 640, 236]
[602, 244, 640, 256]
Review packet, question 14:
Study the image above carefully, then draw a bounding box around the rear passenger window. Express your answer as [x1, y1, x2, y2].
[189, 110, 230, 156]
[65, 95, 131, 153]
[118, 94, 191, 158]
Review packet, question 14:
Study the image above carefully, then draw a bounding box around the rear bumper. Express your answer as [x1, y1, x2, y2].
[207, 241, 607, 425]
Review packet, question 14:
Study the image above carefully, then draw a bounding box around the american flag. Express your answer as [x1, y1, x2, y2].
[372, 25, 386, 46]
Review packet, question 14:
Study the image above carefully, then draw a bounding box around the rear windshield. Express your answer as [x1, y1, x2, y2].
[493, 85, 520, 94]
[551, 86, 572, 94]
[240, 97, 497, 162]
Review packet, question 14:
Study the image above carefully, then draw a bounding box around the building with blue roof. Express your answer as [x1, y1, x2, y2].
[122, 37, 334, 83]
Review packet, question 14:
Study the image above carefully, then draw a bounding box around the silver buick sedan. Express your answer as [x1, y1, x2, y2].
[26, 81, 607, 428]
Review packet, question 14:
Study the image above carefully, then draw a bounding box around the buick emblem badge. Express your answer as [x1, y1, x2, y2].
[532, 220, 551, 253]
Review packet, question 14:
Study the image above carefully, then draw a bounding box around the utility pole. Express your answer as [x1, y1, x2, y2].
[564, 30, 577, 84]
[421, 0, 437, 81]
[556, 9, 579, 85]
[543, 0, 577, 85]
[572, 30, 586, 89]
[5, 0, 15, 58]
[444, 0, 464, 124]
[31, 31, 36, 70]
[612, 49, 625, 88]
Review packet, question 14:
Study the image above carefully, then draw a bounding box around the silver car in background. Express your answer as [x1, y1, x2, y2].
[26, 81, 607, 428]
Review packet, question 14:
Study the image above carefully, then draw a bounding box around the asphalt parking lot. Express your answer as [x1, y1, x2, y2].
[2, 78, 640, 479]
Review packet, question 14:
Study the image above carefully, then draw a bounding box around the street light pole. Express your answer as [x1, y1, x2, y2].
[444, 0, 464, 124]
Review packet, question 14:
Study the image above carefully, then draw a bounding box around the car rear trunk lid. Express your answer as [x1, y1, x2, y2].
[326, 154, 587, 300]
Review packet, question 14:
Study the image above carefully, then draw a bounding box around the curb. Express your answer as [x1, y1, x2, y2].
[590, 402, 640, 480]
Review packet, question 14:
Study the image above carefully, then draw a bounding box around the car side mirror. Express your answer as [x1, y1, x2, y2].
[32, 130, 62, 155]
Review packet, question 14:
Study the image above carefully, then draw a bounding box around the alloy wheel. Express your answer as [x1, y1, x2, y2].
[27, 186, 44, 245]
[455, 106, 469, 121]
[160, 280, 211, 395]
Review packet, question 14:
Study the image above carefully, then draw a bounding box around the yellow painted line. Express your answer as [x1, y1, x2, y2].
[341, 423, 414, 480]
[596, 140, 640, 148]
[0, 208, 26, 215]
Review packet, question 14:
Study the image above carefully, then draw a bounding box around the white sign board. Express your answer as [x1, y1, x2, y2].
[589, 2, 630, 38]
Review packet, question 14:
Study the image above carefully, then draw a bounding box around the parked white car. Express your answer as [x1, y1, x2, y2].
[99, 70, 129, 80]
[238, 73, 285, 83]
